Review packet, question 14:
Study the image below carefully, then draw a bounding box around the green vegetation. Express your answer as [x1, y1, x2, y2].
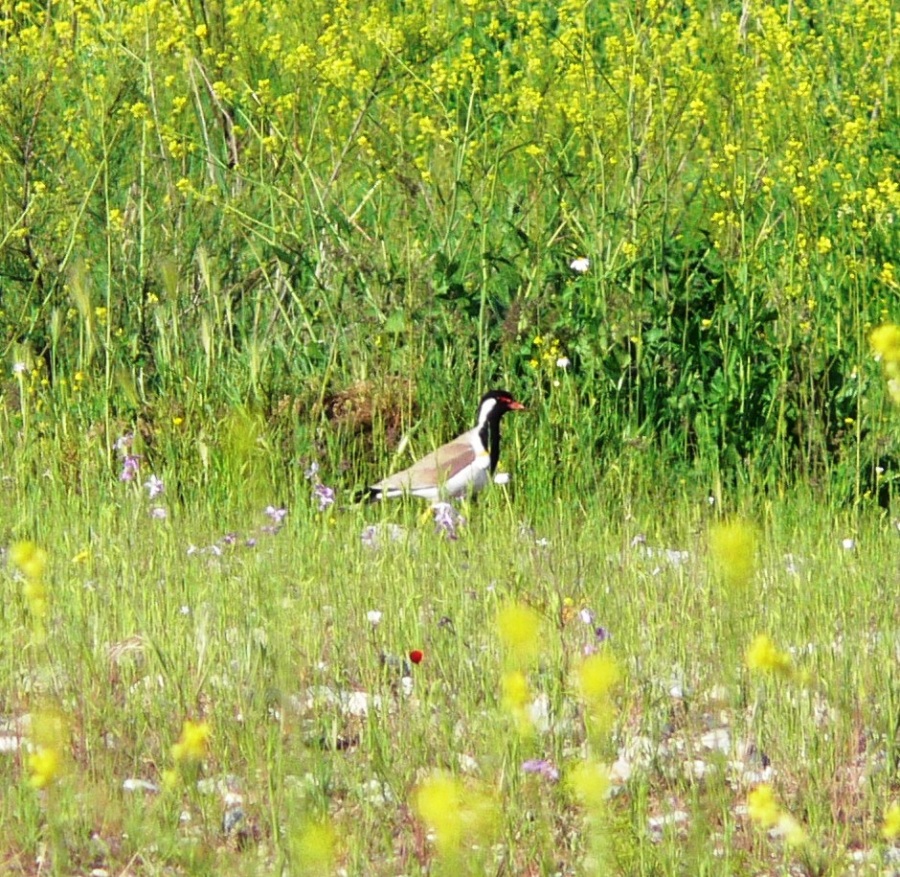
[1, 0, 899, 873]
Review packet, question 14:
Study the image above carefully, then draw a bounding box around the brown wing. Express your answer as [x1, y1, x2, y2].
[373, 435, 477, 493]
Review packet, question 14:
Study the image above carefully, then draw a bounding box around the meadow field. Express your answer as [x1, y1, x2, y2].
[1, 0, 900, 873]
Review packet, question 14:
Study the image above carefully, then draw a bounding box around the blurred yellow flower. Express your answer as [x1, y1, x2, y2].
[500, 669, 533, 735]
[293, 819, 337, 874]
[746, 633, 794, 678]
[496, 602, 542, 665]
[778, 812, 808, 847]
[747, 783, 779, 828]
[568, 759, 610, 811]
[162, 768, 179, 789]
[414, 772, 463, 853]
[11, 540, 47, 581]
[870, 324, 900, 363]
[171, 719, 211, 763]
[414, 772, 497, 858]
[28, 747, 62, 789]
[747, 784, 807, 846]
[577, 652, 621, 704]
[709, 519, 757, 591]
[27, 708, 67, 789]
[883, 802, 900, 840]
[501, 669, 529, 711]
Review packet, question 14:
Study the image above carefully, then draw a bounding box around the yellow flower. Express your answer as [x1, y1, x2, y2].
[501, 670, 529, 711]
[577, 653, 621, 705]
[747, 784, 780, 828]
[162, 768, 179, 789]
[709, 519, 756, 591]
[71, 548, 91, 564]
[577, 652, 620, 739]
[28, 747, 62, 789]
[414, 773, 463, 853]
[568, 759, 610, 811]
[27, 708, 67, 788]
[10, 541, 47, 581]
[748, 785, 807, 846]
[23, 579, 47, 619]
[500, 669, 533, 735]
[292, 819, 337, 874]
[870, 324, 900, 363]
[496, 602, 542, 665]
[171, 719, 211, 763]
[746, 633, 794, 678]
[882, 802, 900, 840]
[777, 813, 808, 847]
[413, 772, 496, 856]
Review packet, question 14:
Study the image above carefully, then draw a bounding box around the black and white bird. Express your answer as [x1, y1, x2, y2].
[368, 390, 525, 502]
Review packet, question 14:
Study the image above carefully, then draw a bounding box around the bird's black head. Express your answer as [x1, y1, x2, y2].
[477, 390, 525, 424]
[476, 390, 525, 472]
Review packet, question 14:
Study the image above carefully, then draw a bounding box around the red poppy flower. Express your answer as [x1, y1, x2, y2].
[408, 649, 424, 665]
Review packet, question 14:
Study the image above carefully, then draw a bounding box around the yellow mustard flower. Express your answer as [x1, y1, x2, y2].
[414, 772, 496, 856]
[27, 708, 67, 789]
[496, 602, 542, 666]
[747, 783, 780, 828]
[577, 652, 621, 705]
[882, 802, 900, 840]
[746, 633, 794, 678]
[28, 747, 62, 789]
[568, 759, 610, 811]
[171, 719, 211, 763]
[870, 324, 900, 363]
[293, 819, 337, 873]
[10, 540, 47, 582]
[709, 519, 757, 591]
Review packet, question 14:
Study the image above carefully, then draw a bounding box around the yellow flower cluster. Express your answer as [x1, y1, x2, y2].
[291, 819, 337, 875]
[747, 784, 807, 847]
[709, 519, 757, 593]
[27, 708, 68, 790]
[882, 802, 900, 840]
[171, 718, 211, 763]
[745, 633, 794, 679]
[11, 541, 49, 641]
[577, 652, 621, 741]
[163, 718, 211, 787]
[496, 601, 543, 736]
[413, 772, 497, 858]
[870, 324, 900, 405]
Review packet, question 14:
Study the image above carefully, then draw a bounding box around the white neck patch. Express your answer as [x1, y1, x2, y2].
[477, 397, 498, 426]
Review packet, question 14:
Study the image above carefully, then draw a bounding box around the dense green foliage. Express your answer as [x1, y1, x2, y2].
[0, 0, 898, 496]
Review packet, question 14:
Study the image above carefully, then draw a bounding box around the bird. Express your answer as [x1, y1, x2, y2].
[367, 390, 525, 502]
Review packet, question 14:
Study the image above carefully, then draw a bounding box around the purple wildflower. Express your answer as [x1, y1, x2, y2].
[595, 626, 610, 643]
[144, 474, 164, 499]
[579, 608, 596, 625]
[522, 759, 560, 782]
[149, 506, 168, 520]
[119, 454, 141, 482]
[114, 433, 134, 454]
[221, 533, 238, 546]
[313, 483, 335, 512]
[264, 505, 288, 525]
[432, 502, 465, 540]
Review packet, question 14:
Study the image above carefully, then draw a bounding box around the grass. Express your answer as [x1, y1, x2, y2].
[2, 453, 900, 875]
[1, 0, 900, 872]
